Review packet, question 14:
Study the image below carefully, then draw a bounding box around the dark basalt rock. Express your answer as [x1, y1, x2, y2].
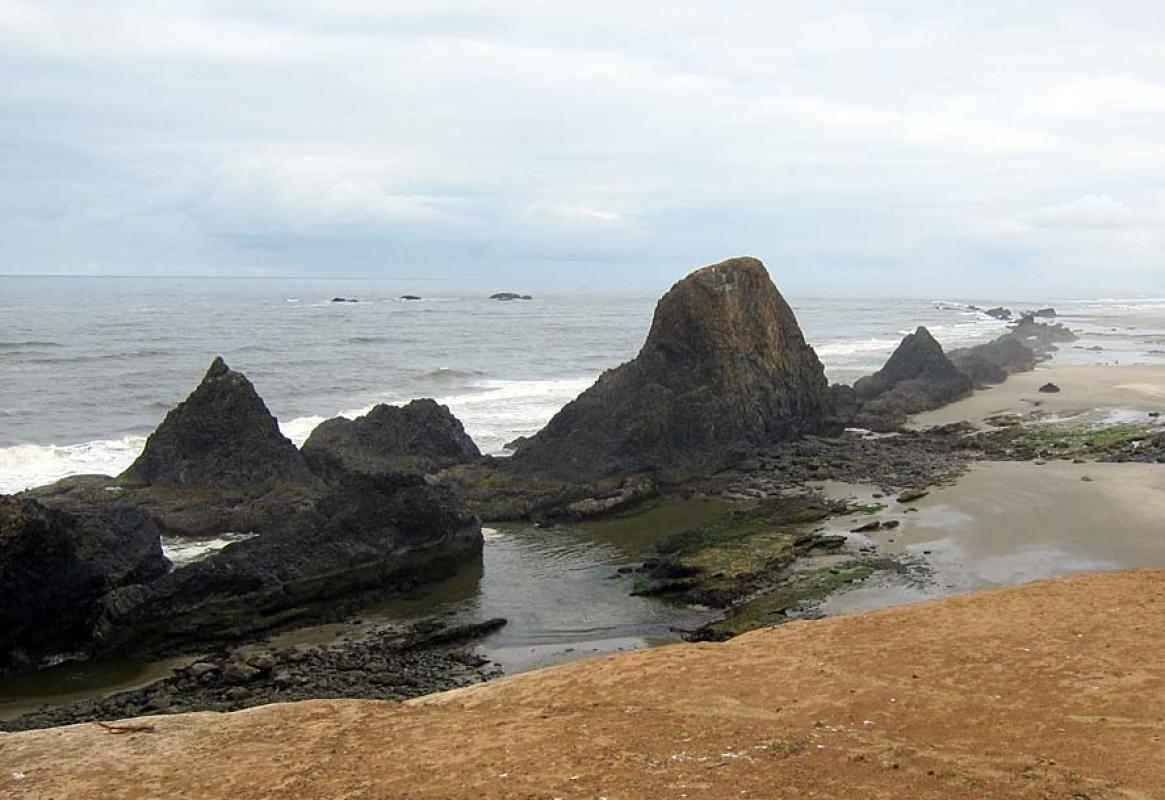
[490, 292, 532, 301]
[0, 495, 167, 671]
[302, 399, 481, 477]
[852, 327, 973, 425]
[948, 335, 1039, 386]
[985, 307, 1013, 320]
[1039, 382, 1062, 394]
[507, 257, 833, 481]
[1011, 316, 1077, 346]
[399, 295, 423, 301]
[92, 472, 483, 657]
[121, 357, 315, 490]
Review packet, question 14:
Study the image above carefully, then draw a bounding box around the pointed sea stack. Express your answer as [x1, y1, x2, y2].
[852, 327, 973, 425]
[302, 399, 482, 477]
[509, 257, 832, 480]
[120, 357, 314, 489]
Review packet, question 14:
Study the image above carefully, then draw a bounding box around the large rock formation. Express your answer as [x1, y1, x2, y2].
[948, 336, 1039, 386]
[0, 496, 167, 671]
[302, 399, 481, 477]
[121, 357, 315, 489]
[508, 257, 832, 480]
[93, 473, 482, 656]
[852, 327, 973, 426]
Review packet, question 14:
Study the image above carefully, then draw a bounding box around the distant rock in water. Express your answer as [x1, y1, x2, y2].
[490, 293, 532, 301]
[120, 357, 315, 490]
[399, 295, 423, 301]
[853, 327, 973, 425]
[0, 495, 167, 671]
[985, 307, 1013, 320]
[509, 256, 833, 480]
[302, 399, 481, 476]
[331, 297, 358, 303]
[1011, 315, 1077, 347]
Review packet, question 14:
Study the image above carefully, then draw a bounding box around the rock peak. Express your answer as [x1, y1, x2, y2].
[203, 356, 230, 381]
[510, 256, 833, 480]
[120, 360, 313, 489]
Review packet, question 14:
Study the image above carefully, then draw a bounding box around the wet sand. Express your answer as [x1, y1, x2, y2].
[820, 458, 1165, 615]
[911, 363, 1165, 428]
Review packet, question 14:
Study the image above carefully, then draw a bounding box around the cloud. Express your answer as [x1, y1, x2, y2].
[1, 1, 1164, 295]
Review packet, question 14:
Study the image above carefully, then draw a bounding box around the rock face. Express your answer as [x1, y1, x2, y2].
[948, 336, 1038, 386]
[93, 473, 483, 656]
[121, 357, 315, 490]
[509, 257, 832, 480]
[302, 400, 481, 476]
[0, 496, 167, 670]
[853, 327, 973, 425]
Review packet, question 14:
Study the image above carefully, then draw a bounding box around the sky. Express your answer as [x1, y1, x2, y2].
[2, 1, 1165, 297]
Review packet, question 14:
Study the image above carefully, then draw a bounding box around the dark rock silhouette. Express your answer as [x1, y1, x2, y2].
[508, 257, 832, 480]
[985, 307, 1013, 320]
[0, 495, 167, 671]
[302, 399, 481, 477]
[948, 336, 1039, 386]
[852, 327, 973, 426]
[120, 357, 315, 490]
[93, 473, 482, 656]
[490, 293, 532, 301]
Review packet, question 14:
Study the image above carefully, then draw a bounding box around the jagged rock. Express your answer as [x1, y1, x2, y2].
[852, 327, 973, 425]
[985, 307, 1013, 320]
[121, 357, 315, 490]
[0, 495, 167, 671]
[92, 473, 483, 657]
[302, 399, 481, 477]
[1033, 308, 1057, 318]
[948, 336, 1038, 383]
[508, 257, 833, 480]
[1011, 316, 1077, 347]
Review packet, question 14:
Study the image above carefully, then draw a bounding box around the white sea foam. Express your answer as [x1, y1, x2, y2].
[439, 377, 596, 455]
[0, 436, 147, 494]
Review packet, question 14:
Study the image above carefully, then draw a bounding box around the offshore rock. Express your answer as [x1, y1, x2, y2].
[121, 357, 315, 490]
[508, 257, 832, 481]
[853, 327, 973, 427]
[302, 399, 481, 477]
[0, 495, 167, 671]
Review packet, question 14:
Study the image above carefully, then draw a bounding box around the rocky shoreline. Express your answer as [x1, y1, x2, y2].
[4, 255, 1138, 733]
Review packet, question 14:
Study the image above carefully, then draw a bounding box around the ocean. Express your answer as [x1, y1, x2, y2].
[3, 275, 1164, 495]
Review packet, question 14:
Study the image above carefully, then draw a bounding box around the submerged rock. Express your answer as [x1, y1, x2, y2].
[121, 357, 315, 490]
[852, 327, 973, 426]
[509, 257, 833, 480]
[302, 399, 481, 477]
[0, 495, 167, 671]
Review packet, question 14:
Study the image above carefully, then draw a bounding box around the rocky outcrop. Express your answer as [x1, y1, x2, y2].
[1011, 316, 1078, 348]
[852, 327, 973, 426]
[490, 293, 532, 301]
[0, 496, 167, 671]
[121, 357, 315, 490]
[302, 399, 481, 477]
[508, 257, 832, 481]
[948, 336, 1038, 386]
[985, 306, 1013, 320]
[93, 473, 483, 657]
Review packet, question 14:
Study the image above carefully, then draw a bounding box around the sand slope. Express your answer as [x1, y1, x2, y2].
[3, 570, 1164, 799]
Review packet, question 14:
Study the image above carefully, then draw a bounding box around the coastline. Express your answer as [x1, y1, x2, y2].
[5, 569, 1163, 799]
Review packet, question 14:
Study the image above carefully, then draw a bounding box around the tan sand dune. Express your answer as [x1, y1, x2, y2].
[3, 569, 1164, 799]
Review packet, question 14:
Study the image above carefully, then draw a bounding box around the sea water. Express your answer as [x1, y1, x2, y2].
[2, 275, 1162, 494]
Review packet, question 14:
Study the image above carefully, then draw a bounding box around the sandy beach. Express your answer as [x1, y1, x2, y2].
[912, 363, 1165, 427]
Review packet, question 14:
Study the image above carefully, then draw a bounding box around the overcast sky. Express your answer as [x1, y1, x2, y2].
[2, 1, 1165, 297]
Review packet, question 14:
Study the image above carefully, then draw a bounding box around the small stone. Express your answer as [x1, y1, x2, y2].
[1038, 382, 1061, 394]
[881, 520, 900, 529]
[1081, 476, 1093, 482]
[243, 651, 277, 672]
[896, 489, 929, 503]
[225, 686, 250, 702]
[223, 662, 261, 684]
[188, 661, 219, 678]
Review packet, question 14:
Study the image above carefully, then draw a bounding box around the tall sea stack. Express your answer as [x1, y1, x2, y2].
[120, 357, 314, 489]
[510, 257, 832, 480]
